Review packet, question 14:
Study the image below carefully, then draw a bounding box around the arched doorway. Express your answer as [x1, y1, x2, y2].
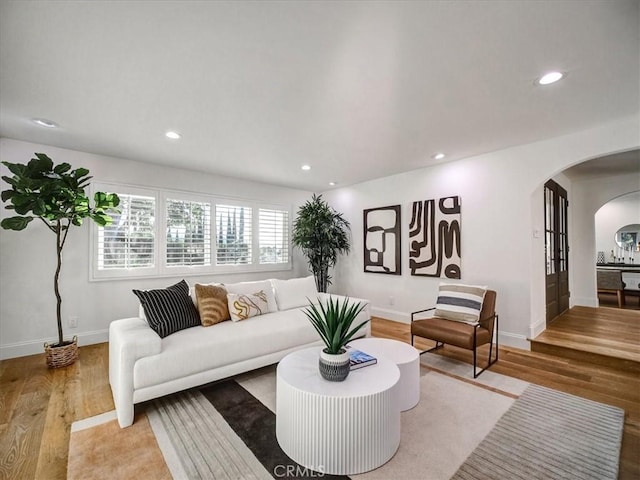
[594, 191, 640, 309]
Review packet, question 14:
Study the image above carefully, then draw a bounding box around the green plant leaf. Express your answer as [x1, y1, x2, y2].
[1, 216, 34, 230]
[53, 163, 71, 174]
[33, 153, 54, 172]
[6, 162, 26, 176]
[74, 167, 90, 178]
[1, 189, 14, 202]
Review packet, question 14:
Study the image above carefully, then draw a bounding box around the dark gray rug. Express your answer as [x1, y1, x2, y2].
[452, 384, 624, 480]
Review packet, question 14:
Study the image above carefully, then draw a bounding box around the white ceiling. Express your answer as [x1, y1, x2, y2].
[563, 149, 640, 180]
[1, 0, 638, 191]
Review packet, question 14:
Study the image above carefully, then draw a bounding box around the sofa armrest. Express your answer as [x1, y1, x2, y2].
[109, 317, 161, 427]
[315, 292, 372, 337]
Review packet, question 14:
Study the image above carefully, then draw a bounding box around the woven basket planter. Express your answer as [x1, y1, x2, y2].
[44, 336, 78, 368]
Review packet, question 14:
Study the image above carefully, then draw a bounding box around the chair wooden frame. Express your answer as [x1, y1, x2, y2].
[410, 298, 499, 378]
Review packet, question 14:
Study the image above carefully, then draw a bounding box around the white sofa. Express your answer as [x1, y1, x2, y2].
[109, 276, 371, 428]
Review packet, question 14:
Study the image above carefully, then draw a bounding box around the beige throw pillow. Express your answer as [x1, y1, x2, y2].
[195, 284, 230, 326]
[227, 290, 269, 322]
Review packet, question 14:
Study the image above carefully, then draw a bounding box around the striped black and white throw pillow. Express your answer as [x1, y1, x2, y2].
[434, 283, 487, 325]
[133, 280, 201, 338]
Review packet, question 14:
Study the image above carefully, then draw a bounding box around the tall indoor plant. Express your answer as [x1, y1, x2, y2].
[292, 194, 351, 292]
[1, 153, 119, 367]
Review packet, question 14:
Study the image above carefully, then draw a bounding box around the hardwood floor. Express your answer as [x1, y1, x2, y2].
[0, 344, 113, 480]
[1, 307, 638, 479]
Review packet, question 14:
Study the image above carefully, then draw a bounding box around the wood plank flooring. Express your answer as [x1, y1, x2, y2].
[0, 307, 638, 479]
[531, 306, 640, 371]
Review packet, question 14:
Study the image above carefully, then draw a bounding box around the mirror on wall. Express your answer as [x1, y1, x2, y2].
[615, 223, 640, 251]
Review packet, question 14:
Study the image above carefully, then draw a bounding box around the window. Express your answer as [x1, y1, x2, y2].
[91, 183, 291, 280]
[215, 204, 252, 265]
[259, 208, 289, 264]
[166, 199, 211, 267]
[97, 193, 156, 271]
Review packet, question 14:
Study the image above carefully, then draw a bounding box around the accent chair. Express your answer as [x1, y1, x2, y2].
[411, 288, 498, 378]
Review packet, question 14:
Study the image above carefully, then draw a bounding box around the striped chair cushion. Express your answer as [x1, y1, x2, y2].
[434, 283, 487, 325]
[133, 280, 201, 338]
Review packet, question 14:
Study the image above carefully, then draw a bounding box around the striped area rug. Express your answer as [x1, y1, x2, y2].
[149, 390, 272, 479]
[452, 384, 624, 480]
[144, 371, 623, 480]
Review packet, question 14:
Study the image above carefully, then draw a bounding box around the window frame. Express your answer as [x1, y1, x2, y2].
[91, 185, 159, 280]
[90, 182, 292, 281]
[161, 191, 214, 276]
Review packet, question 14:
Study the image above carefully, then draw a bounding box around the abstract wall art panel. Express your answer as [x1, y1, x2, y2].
[363, 205, 401, 275]
[409, 196, 461, 278]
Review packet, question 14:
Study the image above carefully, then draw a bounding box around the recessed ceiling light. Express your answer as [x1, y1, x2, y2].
[165, 131, 181, 139]
[301, 165, 311, 171]
[32, 118, 58, 128]
[433, 153, 445, 160]
[329, 181, 336, 186]
[537, 71, 564, 85]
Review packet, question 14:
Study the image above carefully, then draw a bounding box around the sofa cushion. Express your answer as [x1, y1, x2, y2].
[227, 291, 269, 321]
[195, 284, 230, 326]
[133, 280, 201, 338]
[225, 280, 278, 313]
[272, 276, 317, 311]
[434, 283, 487, 325]
[133, 307, 323, 390]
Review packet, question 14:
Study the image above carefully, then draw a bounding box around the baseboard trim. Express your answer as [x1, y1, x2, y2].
[500, 332, 531, 350]
[529, 318, 546, 341]
[571, 296, 599, 308]
[0, 329, 109, 360]
[371, 307, 410, 323]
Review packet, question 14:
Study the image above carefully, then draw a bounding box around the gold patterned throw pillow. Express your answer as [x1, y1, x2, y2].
[227, 290, 269, 322]
[195, 284, 231, 326]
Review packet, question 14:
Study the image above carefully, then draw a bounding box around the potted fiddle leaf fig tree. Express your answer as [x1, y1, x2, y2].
[292, 194, 351, 293]
[1, 153, 120, 368]
[303, 296, 368, 381]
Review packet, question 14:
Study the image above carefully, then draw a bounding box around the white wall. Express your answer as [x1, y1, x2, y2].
[0, 138, 314, 359]
[595, 191, 640, 259]
[322, 116, 639, 349]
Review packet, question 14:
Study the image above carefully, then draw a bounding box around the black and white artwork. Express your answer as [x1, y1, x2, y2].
[363, 205, 401, 275]
[409, 196, 461, 278]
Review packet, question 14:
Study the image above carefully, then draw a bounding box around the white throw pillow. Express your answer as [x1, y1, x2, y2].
[224, 280, 278, 313]
[227, 291, 269, 321]
[272, 276, 318, 311]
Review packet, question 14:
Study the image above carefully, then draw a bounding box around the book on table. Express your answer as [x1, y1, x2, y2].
[346, 345, 377, 370]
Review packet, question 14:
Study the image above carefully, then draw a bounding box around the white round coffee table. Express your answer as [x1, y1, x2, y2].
[349, 338, 420, 411]
[276, 346, 400, 475]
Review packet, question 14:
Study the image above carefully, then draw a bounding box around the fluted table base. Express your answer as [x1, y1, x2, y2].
[276, 347, 400, 475]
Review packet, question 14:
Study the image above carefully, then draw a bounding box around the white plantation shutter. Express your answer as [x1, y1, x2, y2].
[93, 183, 291, 278]
[166, 199, 211, 267]
[98, 194, 155, 270]
[215, 204, 252, 265]
[259, 208, 289, 264]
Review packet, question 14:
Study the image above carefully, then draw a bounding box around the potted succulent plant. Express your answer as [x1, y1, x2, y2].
[303, 296, 368, 381]
[1, 153, 120, 368]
